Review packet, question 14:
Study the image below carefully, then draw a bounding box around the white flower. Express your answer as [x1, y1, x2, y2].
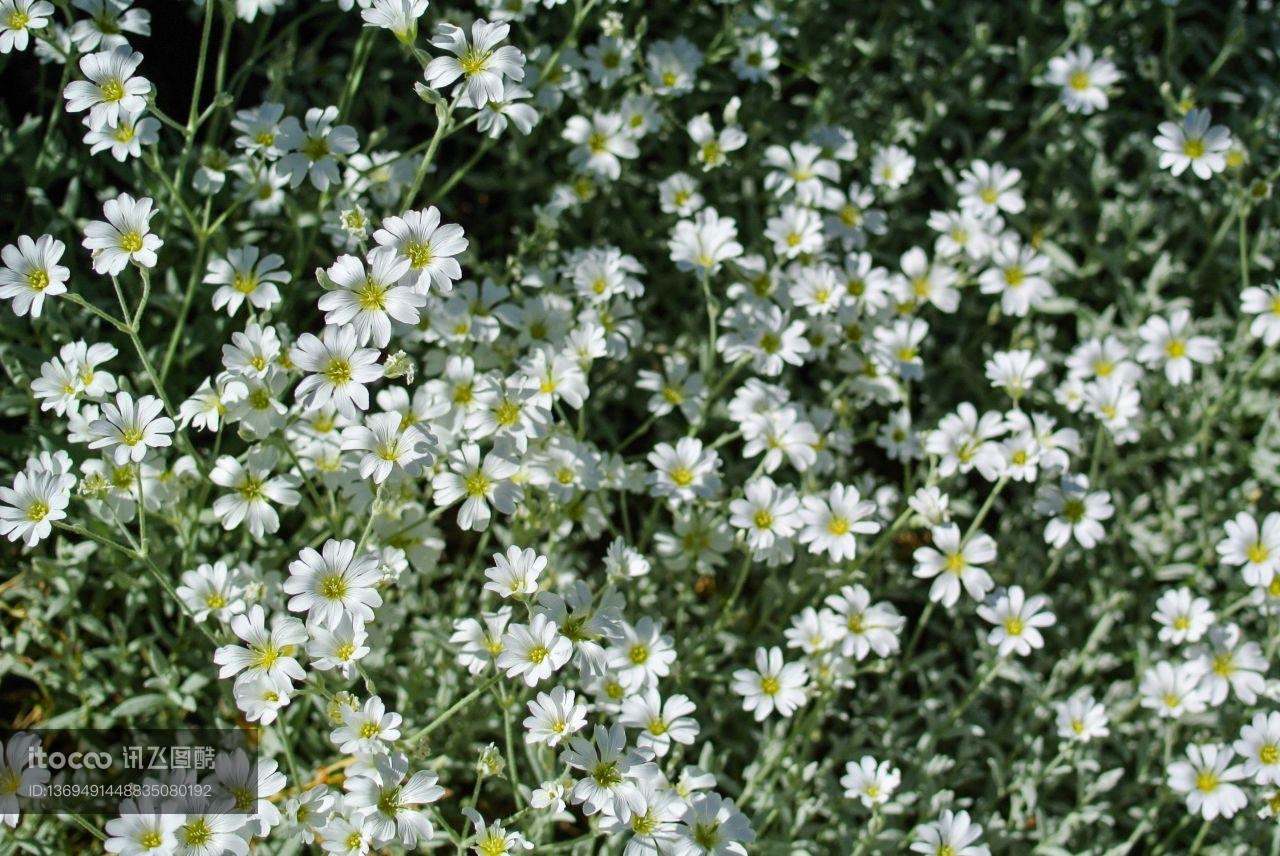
[560, 723, 647, 818]
[1217, 511, 1280, 587]
[63, 46, 150, 129]
[0, 732, 49, 829]
[205, 246, 289, 316]
[764, 204, 824, 259]
[342, 411, 436, 484]
[675, 793, 754, 856]
[606, 617, 677, 688]
[1188, 623, 1267, 706]
[307, 615, 370, 680]
[910, 810, 989, 856]
[798, 483, 880, 562]
[0, 0, 52, 52]
[87, 391, 174, 465]
[175, 560, 246, 624]
[209, 448, 301, 537]
[372, 206, 468, 294]
[1154, 108, 1232, 179]
[277, 105, 359, 191]
[484, 545, 547, 599]
[729, 476, 801, 557]
[0, 468, 73, 548]
[82, 192, 163, 276]
[1241, 282, 1280, 346]
[104, 802, 183, 856]
[1136, 309, 1220, 385]
[840, 756, 901, 809]
[343, 753, 443, 848]
[619, 688, 700, 758]
[647, 437, 721, 504]
[688, 113, 747, 171]
[870, 144, 915, 189]
[1139, 661, 1208, 719]
[360, 0, 428, 43]
[1034, 475, 1114, 549]
[1152, 587, 1215, 645]
[0, 234, 69, 318]
[563, 111, 638, 181]
[497, 613, 572, 686]
[83, 105, 159, 161]
[977, 586, 1056, 657]
[1167, 744, 1247, 820]
[285, 539, 383, 628]
[669, 208, 743, 274]
[213, 604, 307, 689]
[824, 584, 905, 660]
[291, 325, 384, 417]
[985, 349, 1047, 399]
[731, 646, 808, 721]
[523, 686, 587, 748]
[431, 442, 521, 531]
[913, 523, 997, 608]
[319, 249, 424, 347]
[1045, 45, 1121, 114]
[331, 695, 402, 755]
[423, 19, 525, 106]
[463, 809, 533, 855]
[957, 160, 1024, 219]
[1234, 712, 1280, 786]
[1055, 690, 1110, 743]
[979, 239, 1054, 317]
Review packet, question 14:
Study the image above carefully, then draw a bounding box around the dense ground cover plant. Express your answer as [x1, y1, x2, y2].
[1, 0, 1279, 852]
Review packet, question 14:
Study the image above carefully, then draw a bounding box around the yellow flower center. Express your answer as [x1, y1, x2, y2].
[670, 466, 694, 487]
[138, 830, 164, 849]
[302, 136, 330, 161]
[26, 500, 49, 522]
[760, 676, 780, 695]
[1003, 617, 1024, 636]
[944, 553, 966, 574]
[320, 574, 348, 601]
[232, 273, 258, 294]
[629, 644, 649, 664]
[1068, 70, 1091, 91]
[464, 471, 491, 498]
[323, 358, 352, 385]
[828, 518, 850, 536]
[115, 123, 136, 143]
[1183, 139, 1205, 159]
[459, 48, 490, 76]
[527, 643, 549, 664]
[494, 400, 521, 428]
[980, 187, 999, 205]
[100, 79, 125, 102]
[404, 241, 433, 269]
[181, 818, 213, 847]
[355, 278, 388, 311]
[1195, 771, 1218, 793]
[119, 231, 144, 253]
[1262, 745, 1280, 766]
[1165, 340, 1186, 358]
[753, 509, 773, 529]
[1004, 266, 1025, 287]
[1248, 543, 1270, 564]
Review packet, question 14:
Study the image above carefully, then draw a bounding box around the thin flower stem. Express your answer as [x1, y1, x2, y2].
[63, 812, 106, 842]
[408, 673, 504, 744]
